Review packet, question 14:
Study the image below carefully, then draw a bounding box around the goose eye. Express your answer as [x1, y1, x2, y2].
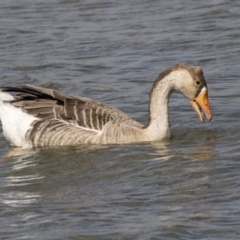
[196, 80, 200, 86]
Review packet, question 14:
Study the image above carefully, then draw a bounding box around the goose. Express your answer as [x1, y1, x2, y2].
[0, 63, 212, 148]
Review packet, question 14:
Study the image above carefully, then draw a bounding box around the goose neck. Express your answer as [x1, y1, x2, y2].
[145, 76, 174, 140]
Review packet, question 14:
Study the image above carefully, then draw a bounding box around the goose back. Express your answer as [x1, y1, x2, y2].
[1, 85, 143, 146]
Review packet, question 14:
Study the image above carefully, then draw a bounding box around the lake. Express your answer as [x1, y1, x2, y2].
[0, 0, 240, 239]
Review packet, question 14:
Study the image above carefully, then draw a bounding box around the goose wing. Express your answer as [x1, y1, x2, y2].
[1, 84, 142, 132]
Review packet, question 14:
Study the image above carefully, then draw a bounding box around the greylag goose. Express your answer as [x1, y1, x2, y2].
[0, 63, 211, 148]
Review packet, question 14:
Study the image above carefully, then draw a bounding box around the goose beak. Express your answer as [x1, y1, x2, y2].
[189, 87, 212, 122]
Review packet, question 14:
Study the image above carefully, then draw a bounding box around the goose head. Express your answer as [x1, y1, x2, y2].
[171, 63, 211, 122]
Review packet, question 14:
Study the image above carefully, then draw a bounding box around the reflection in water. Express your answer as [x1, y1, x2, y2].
[149, 138, 215, 162]
[6, 174, 44, 187]
[148, 141, 174, 162]
[0, 150, 43, 209]
[1, 191, 41, 208]
[150, 141, 172, 155]
[0, 144, 111, 209]
[0, 147, 36, 166]
[188, 141, 215, 161]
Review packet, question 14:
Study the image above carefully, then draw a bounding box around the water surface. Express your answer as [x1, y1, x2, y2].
[0, 0, 240, 239]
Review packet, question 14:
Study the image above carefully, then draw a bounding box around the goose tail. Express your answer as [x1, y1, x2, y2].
[0, 89, 37, 147]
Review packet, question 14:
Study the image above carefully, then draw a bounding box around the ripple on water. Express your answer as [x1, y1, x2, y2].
[0, 0, 240, 239]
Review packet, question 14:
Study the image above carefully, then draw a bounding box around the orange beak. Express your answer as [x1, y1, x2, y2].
[189, 87, 212, 122]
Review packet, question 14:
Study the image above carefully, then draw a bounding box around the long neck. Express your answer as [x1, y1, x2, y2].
[144, 75, 174, 140]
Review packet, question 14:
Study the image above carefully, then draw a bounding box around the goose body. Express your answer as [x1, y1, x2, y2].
[0, 63, 212, 148]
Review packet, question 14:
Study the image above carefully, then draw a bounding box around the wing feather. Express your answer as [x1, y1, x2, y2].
[1, 84, 142, 134]
[2, 85, 141, 131]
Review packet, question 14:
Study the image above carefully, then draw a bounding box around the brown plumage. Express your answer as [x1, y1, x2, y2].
[0, 63, 212, 148]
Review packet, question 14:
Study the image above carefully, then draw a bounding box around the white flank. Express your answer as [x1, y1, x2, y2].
[0, 91, 38, 147]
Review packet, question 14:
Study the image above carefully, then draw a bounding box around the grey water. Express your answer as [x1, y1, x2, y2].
[0, 0, 240, 239]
